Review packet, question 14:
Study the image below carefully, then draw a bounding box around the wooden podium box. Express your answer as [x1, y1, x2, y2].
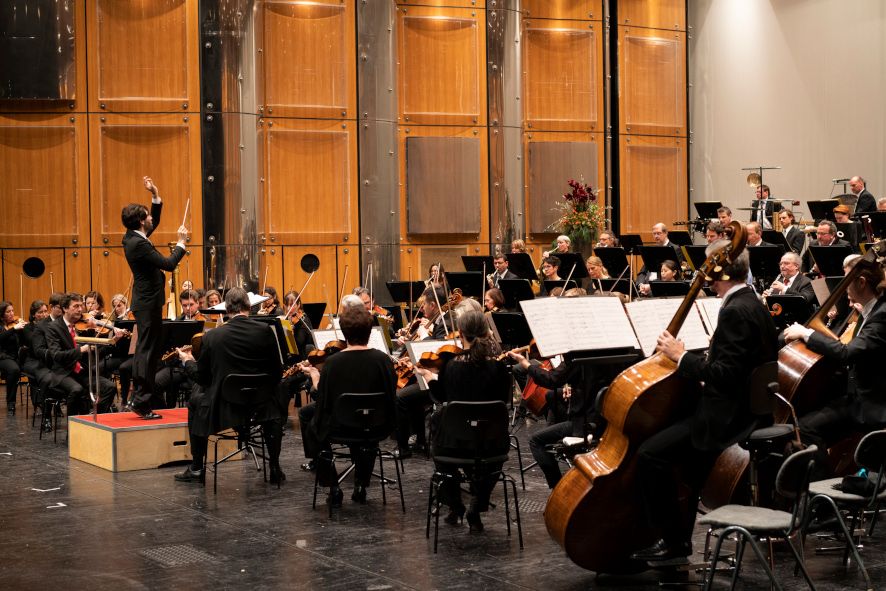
[68, 408, 238, 472]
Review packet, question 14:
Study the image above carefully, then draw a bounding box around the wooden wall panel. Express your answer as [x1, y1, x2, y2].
[618, 28, 686, 136]
[1, 249, 65, 313]
[524, 132, 605, 240]
[263, 119, 358, 244]
[259, 247, 285, 299]
[398, 126, 488, 244]
[521, 0, 602, 20]
[281, 245, 349, 322]
[89, 113, 203, 247]
[262, 1, 355, 119]
[90, 246, 203, 308]
[397, 6, 485, 126]
[398, 245, 476, 285]
[523, 19, 604, 131]
[0, 114, 89, 249]
[64, 248, 92, 295]
[87, 0, 199, 112]
[619, 135, 687, 238]
[618, 0, 685, 31]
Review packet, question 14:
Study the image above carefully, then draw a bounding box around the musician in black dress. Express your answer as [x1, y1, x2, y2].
[632, 248, 778, 562]
[785, 256, 886, 475]
[0, 301, 26, 413]
[415, 311, 510, 531]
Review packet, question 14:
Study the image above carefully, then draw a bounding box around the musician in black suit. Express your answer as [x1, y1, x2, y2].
[750, 184, 782, 229]
[805, 220, 851, 274]
[786, 256, 886, 476]
[777, 210, 807, 256]
[487, 253, 518, 288]
[850, 176, 876, 214]
[43, 293, 118, 416]
[745, 222, 773, 247]
[175, 287, 285, 484]
[122, 176, 188, 419]
[762, 252, 818, 309]
[637, 223, 684, 295]
[632, 248, 778, 562]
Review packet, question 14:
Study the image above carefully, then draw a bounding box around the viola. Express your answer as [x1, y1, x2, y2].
[416, 344, 466, 371]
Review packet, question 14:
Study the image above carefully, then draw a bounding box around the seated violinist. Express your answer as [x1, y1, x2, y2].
[43, 293, 119, 415]
[299, 302, 397, 506]
[84, 290, 107, 320]
[177, 289, 204, 321]
[0, 301, 27, 413]
[258, 286, 282, 316]
[483, 288, 505, 312]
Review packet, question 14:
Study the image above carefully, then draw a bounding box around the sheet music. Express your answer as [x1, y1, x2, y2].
[520, 296, 640, 358]
[625, 298, 710, 357]
[696, 298, 722, 335]
[313, 328, 389, 355]
[404, 339, 459, 390]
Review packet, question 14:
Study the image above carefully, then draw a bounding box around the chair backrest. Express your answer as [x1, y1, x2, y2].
[220, 373, 274, 406]
[855, 429, 886, 471]
[331, 392, 393, 440]
[775, 445, 817, 500]
[432, 400, 510, 461]
[748, 360, 779, 416]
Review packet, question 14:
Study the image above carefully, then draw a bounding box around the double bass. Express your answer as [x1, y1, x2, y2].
[544, 221, 747, 573]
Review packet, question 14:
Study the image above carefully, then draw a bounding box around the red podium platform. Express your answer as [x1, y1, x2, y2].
[68, 408, 235, 472]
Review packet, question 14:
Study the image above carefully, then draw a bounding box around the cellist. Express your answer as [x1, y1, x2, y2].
[632, 247, 778, 563]
[784, 254, 886, 477]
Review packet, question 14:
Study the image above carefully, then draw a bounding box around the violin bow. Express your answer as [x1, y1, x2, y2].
[559, 263, 578, 297]
[429, 263, 449, 336]
[49, 271, 55, 295]
[19, 273, 24, 318]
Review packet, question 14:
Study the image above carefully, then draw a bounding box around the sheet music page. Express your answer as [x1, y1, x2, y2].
[625, 298, 710, 357]
[404, 339, 459, 390]
[312, 329, 341, 350]
[520, 296, 640, 358]
[367, 327, 390, 354]
[696, 298, 722, 335]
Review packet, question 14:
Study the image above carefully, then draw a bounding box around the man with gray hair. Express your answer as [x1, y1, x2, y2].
[763, 252, 817, 309]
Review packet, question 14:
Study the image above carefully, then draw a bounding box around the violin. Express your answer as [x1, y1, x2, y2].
[161, 345, 192, 362]
[416, 344, 466, 371]
[394, 356, 416, 389]
[305, 339, 347, 366]
[371, 304, 392, 323]
[5, 317, 25, 330]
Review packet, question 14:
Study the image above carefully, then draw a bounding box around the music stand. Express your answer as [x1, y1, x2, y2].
[619, 234, 643, 254]
[386, 280, 428, 304]
[489, 312, 532, 347]
[160, 320, 204, 352]
[855, 211, 886, 239]
[597, 278, 633, 297]
[251, 315, 300, 358]
[592, 247, 629, 278]
[551, 252, 588, 280]
[694, 202, 723, 219]
[809, 245, 854, 277]
[748, 245, 785, 285]
[649, 281, 691, 297]
[807, 200, 840, 223]
[543, 279, 580, 294]
[461, 255, 495, 273]
[668, 231, 692, 246]
[835, 222, 860, 245]
[761, 230, 791, 250]
[446, 271, 484, 299]
[640, 246, 682, 275]
[498, 278, 535, 309]
[505, 252, 539, 282]
[299, 303, 326, 329]
[766, 294, 812, 331]
[682, 245, 708, 271]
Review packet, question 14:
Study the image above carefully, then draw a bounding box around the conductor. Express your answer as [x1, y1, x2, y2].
[122, 176, 188, 419]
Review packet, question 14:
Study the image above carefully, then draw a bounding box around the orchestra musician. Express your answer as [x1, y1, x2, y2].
[174, 287, 285, 485]
[763, 252, 818, 309]
[878, 197, 886, 212]
[805, 220, 851, 274]
[595, 231, 618, 248]
[631, 248, 778, 562]
[583, 256, 610, 293]
[122, 176, 188, 420]
[281, 290, 314, 358]
[510, 239, 527, 254]
[745, 222, 772, 247]
[638, 223, 684, 296]
[704, 221, 726, 244]
[849, 176, 876, 214]
[20, 300, 52, 424]
[299, 304, 397, 507]
[0, 301, 27, 413]
[538, 256, 563, 297]
[542, 235, 571, 259]
[778, 210, 807, 256]
[258, 286, 282, 316]
[784, 255, 886, 476]
[43, 293, 119, 416]
[833, 204, 862, 246]
[414, 310, 510, 530]
[716, 206, 733, 226]
[487, 253, 518, 288]
[152, 290, 204, 408]
[750, 184, 782, 229]
[483, 288, 505, 313]
[84, 291, 106, 320]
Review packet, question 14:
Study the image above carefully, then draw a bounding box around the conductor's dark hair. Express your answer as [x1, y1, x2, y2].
[224, 287, 251, 314]
[121, 203, 149, 231]
[339, 305, 372, 346]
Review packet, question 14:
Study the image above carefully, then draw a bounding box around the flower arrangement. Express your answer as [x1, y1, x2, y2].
[549, 178, 604, 245]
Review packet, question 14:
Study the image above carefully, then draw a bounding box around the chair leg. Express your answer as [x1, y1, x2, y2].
[509, 435, 526, 490]
[504, 475, 523, 549]
[704, 527, 783, 591]
[312, 461, 320, 510]
[393, 452, 406, 513]
[501, 474, 512, 537]
[425, 474, 436, 539]
[728, 538, 745, 590]
[810, 495, 872, 591]
[376, 448, 388, 506]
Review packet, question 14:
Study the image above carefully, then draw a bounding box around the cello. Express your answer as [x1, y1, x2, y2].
[544, 221, 747, 573]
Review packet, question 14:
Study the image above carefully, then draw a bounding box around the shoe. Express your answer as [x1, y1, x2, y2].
[122, 403, 133, 413]
[465, 510, 484, 532]
[7, 403, 15, 414]
[393, 448, 412, 460]
[132, 407, 162, 420]
[174, 467, 204, 483]
[42, 418, 53, 433]
[630, 539, 692, 562]
[300, 460, 315, 472]
[269, 467, 286, 485]
[444, 505, 465, 525]
[328, 486, 344, 508]
[352, 485, 367, 504]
